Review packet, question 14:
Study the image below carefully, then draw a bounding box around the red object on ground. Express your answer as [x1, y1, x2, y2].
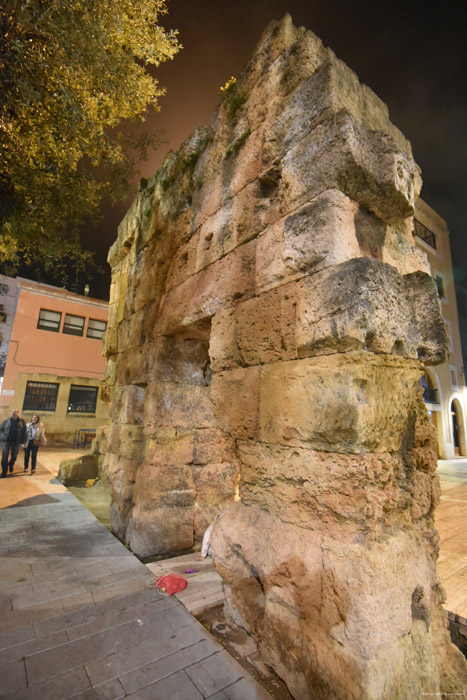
[156, 573, 188, 595]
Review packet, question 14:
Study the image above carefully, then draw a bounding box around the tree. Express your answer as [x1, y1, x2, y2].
[0, 0, 180, 282]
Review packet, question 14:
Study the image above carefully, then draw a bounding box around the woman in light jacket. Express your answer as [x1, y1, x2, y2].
[24, 414, 47, 474]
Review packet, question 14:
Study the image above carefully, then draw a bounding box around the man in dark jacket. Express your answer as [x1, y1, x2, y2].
[0, 408, 27, 477]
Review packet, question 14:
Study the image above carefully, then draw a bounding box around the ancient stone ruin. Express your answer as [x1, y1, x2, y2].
[102, 15, 467, 699]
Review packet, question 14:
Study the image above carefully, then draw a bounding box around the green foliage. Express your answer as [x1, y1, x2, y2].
[0, 0, 180, 281]
[183, 150, 202, 176]
[225, 130, 251, 160]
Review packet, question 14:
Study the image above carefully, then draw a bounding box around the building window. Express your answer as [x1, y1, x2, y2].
[67, 385, 98, 413]
[413, 219, 436, 249]
[63, 313, 85, 336]
[87, 318, 107, 340]
[37, 309, 62, 332]
[450, 366, 459, 390]
[421, 374, 439, 404]
[435, 275, 445, 300]
[23, 381, 59, 412]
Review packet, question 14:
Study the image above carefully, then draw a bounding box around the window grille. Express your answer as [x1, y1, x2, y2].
[413, 219, 436, 249]
[67, 385, 98, 413]
[87, 318, 107, 340]
[23, 381, 59, 411]
[37, 309, 62, 332]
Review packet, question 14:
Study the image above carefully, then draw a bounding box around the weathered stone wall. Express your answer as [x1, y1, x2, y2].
[104, 15, 467, 698]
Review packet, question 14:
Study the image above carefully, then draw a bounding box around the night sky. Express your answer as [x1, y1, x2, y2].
[81, 0, 466, 300]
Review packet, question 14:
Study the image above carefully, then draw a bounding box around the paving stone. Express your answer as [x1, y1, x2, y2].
[61, 590, 95, 610]
[208, 677, 275, 700]
[3, 630, 68, 664]
[66, 608, 138, 641]
[0, 597, 13, 613]
[0, 665, 91, 700]
[0, 562, 32, 582]
[86, 622, 207, 686]
[0, 658, 27, 695]
[134, 603, 197, 643]
[90, 577, 148, 604]
[82, 564, 149, 592]
[25, 620, 141, 684]
[119, 638, 219, 694]
[0, 600, 66, 633]
[0, 623, 35, 651]
[74, 556, 142, 578]
[126, 669, 204, 700]
[65, 690, 100, 699]
[185, 650, 244, 697]
[34, 609, 86, 638]
[78, 588, 164, 625]
[92, 678, 126, 700]
[133, 596, 178, 618]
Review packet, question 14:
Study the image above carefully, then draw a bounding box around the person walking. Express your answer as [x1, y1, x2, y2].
[23, 414, 47, 475]
[0, 408, 27, 478]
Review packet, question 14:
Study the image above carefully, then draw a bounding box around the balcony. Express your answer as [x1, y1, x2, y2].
[414, 219, 436, 249]
[423, 386, 439, 404]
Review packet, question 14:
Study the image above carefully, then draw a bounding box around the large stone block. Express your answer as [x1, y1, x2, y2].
[102, 452, 139, 505]
[145, 432, 195, 468]
[209, 308, 241, 373]
[192, 462, 240, 541]
[132, 461, 195, 510]
[211, 503, 457, 700]
[126, 504, 194, 557]
[192, 428, 235, 465]
[119, 385, 146, 425]
[58, 454, 99, 485]
[156, 239, 256, 336]
[256, 190, 360, 294]
[259, 355, 422, 453]
[210, 284, 297, 371]
[236, 284, 298, 366]
[145, 336, 210, 385]
[237, 440, 411, 531]
[194, 178, 281, 272]
[272, 55, 413, 161]
[282, 110, 419, 223]
[144, 380, 214, 435]
[210, 366, 261, 439]
[295, 257, 446, 359]
[164, 229, 200, 293]
[115, 347, 147, 386]
[405, 270, 449, 365]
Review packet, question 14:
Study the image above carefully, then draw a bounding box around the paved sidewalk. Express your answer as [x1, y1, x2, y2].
[0, 457, 272, 699]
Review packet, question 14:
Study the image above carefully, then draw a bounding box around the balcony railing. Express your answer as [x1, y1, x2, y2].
[414, 219, 436, 249]
[423, 386, 439, 404]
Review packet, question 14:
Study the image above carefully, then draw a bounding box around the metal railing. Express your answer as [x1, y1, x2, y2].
[73, 428, 97, 449]
[422, 386, 439, 404]
[414, 219, 436, 249]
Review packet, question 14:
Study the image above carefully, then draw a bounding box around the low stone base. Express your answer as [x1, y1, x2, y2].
[58, 453, 99, 485]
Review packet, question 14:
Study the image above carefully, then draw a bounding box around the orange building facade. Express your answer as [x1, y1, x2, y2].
[0, 277, 109, 444]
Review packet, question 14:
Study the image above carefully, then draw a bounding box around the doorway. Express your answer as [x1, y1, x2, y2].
[451, 399, 466, 456]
